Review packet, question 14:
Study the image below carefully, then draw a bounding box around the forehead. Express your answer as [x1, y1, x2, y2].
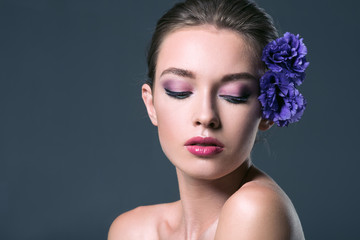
[156, 25, 261, 80]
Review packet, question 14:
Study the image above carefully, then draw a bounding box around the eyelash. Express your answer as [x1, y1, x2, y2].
[219, 94, 250, 104]
[164, 88, 250, 104]
[165, 88, 192, 99]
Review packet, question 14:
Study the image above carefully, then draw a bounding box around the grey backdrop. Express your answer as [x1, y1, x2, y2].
[1, 0, 359, 239]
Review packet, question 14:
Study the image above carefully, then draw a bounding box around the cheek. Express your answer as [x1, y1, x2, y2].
[222, 101, 262, 142]
[154, 100, 185, 151]
[243, 102, 262, 135]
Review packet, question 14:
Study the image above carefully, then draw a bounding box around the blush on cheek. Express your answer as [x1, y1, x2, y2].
[162, 79, 193, 92]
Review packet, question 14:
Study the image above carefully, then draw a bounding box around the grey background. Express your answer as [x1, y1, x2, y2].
[1, 0, 359, 239]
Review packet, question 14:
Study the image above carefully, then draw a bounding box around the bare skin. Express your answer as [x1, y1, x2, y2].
[108, 164, 304, 240]
[108, 26, 305, 240]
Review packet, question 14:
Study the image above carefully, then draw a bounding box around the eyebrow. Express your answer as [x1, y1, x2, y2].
[160, 67, 256, 82]
[160, 67, 195, 79]
[221, 72, 257, 82]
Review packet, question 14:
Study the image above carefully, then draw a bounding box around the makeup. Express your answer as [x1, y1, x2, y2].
[218, 81, 252, 96]
[184, 137, 224, 157]
[218, 81, 252, 104]
[161, 79, 193, 92]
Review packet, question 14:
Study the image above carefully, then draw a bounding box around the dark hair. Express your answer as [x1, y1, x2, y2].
[146, 0, 278, 88]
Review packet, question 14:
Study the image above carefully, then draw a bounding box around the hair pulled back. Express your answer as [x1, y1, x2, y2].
[146, 0, 278, 87]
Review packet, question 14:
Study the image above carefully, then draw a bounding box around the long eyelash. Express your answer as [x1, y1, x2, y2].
[165, 88, 192, 99]
[219, 94, 250, 104]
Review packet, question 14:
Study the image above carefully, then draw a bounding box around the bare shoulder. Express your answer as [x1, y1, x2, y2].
[215, 167, 305, 240]
[108, 202, 179, 240]
[108, 205, 159, 240]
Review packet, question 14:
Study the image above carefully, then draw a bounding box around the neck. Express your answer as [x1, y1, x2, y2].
[175, 159, 251, 239]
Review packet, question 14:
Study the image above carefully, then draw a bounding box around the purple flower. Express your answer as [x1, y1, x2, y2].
[262, 32, 309, 85]
[258, 71, 306, 127]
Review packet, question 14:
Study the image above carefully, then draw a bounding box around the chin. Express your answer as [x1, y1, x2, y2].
[174, 159, 243, 180]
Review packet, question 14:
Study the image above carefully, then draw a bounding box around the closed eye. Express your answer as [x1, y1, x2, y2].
[219, 94, 250, 104]
[165, 88, 192, 99]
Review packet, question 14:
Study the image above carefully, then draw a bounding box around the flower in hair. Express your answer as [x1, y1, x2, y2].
[259, 32, 309, 127]
[258, 71, 306, 127]
[262, 32, 309, 86]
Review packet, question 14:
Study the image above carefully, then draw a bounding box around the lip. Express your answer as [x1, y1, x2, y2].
[184, 136, 224, 157]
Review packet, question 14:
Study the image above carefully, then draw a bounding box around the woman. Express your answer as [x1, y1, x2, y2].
[109, 0, 308, 239]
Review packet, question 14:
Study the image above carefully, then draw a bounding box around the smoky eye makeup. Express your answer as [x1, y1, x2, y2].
[219, 93, 251, 104]
[162, 79, 193, 99]
[164, 88, 192, 99]
[218, 82, 253, 104]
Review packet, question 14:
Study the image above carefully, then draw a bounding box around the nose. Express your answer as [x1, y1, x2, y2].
[193, 93, 220, 129]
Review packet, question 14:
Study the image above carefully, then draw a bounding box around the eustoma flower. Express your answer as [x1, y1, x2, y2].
[259, 32, 309, 127]
[262, 32, 309, 86]
[258, 72, 306, 127]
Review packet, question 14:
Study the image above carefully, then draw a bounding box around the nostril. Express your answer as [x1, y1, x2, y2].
[200, 119, 220, 129]
[194, 113, 220, 129]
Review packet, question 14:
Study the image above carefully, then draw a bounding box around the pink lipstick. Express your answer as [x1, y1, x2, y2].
[184, 137, 224, 157]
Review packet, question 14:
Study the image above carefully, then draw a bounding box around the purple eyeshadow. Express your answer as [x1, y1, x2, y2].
[162, 79, 192, 92]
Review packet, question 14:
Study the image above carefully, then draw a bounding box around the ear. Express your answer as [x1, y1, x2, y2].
[142, 84, 158, 126]
[258, 118, 274, 131]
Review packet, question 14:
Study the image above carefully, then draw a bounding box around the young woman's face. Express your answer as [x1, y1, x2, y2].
[143, 25, 270, 180]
